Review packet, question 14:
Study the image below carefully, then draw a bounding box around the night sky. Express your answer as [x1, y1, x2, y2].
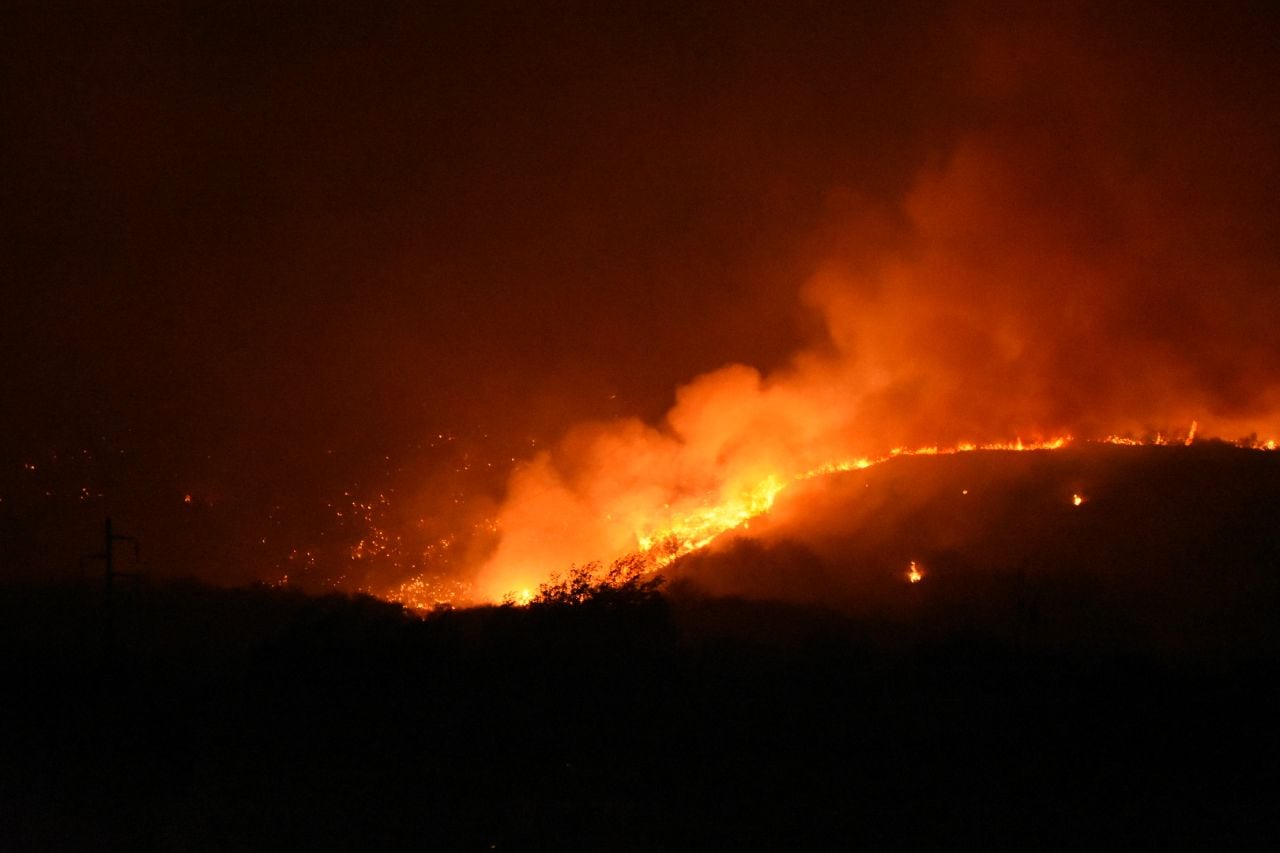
[3, 2, 1279, 594]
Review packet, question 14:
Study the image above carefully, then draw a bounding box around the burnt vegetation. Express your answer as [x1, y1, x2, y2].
[3, 445, 1280, 849]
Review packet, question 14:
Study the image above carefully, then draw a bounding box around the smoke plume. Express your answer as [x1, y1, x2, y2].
[475, 4, 1280, 597]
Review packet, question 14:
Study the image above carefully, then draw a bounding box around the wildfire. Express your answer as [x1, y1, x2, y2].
[380, 423, 1277, 609]
[633, 436, 1075, 568]
[635, 473, 787, 564]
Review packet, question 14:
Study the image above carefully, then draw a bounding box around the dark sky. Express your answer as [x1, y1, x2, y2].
[3, 2, 1279, 592]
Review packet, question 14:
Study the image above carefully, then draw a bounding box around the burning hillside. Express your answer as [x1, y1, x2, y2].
[454, 3, 1280, 605]
[670, 440, 1280, 654]
[6, 4, 1280, 611]
[385, 432, 1277, 617]
[8, 5, 1280, 848]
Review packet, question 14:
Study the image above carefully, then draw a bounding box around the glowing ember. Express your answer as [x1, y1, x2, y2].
[383, 574, 476, 612]
[1072, 493, 1085, 507]
[907, 561, 924, 583]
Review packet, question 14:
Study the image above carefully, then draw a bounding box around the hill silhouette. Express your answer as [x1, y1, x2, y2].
[2, 443, 1278, 849]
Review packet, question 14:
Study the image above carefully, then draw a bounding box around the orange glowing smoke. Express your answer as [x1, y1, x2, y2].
[467, 33, 1280, 602]
[437, 11, 1280, 606]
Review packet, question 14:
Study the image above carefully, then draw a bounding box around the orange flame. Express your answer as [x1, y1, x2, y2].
[471, 431, 1278, 604]
[632, 437, 1074, 571]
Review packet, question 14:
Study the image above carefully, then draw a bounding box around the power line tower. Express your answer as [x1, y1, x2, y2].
[81, 517, 139, 658]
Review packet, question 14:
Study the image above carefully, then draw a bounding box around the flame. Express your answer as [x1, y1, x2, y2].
[472, 431, 1278, 604]
[631, 436, 1074, 570]
[635, 473, 788, 565]
[365, 416, 1275, 610]
[472, 435, 1070, 600]
[906, 561, 924, 584]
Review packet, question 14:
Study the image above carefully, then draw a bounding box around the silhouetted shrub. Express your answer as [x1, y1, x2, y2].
[514, 553, 665, 609]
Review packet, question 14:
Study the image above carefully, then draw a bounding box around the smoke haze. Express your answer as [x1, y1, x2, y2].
[476, 3, 1280, 596]
[2, 3, 1277, 595]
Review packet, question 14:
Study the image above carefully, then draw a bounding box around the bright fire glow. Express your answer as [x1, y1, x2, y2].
[384, 425, 1277, 610]
[632, 437, 1073, 571]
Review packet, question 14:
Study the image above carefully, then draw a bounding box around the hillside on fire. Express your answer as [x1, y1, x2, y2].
[4, 444, 1279, 849]
[671, 441, 1280, 657]
[8, 1, 1280, 847]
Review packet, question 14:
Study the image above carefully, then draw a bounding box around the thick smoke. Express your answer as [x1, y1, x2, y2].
[475, 4, 1280, 598]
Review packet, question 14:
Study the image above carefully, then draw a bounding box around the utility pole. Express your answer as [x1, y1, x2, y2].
[82, 517, 139, 658]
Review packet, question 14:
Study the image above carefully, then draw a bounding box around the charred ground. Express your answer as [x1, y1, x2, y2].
[3, 444, 1278, 849]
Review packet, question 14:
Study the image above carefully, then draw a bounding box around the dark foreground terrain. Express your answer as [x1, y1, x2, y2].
[2, 583, 1277, 850]
[3, 443, 1279, 850]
